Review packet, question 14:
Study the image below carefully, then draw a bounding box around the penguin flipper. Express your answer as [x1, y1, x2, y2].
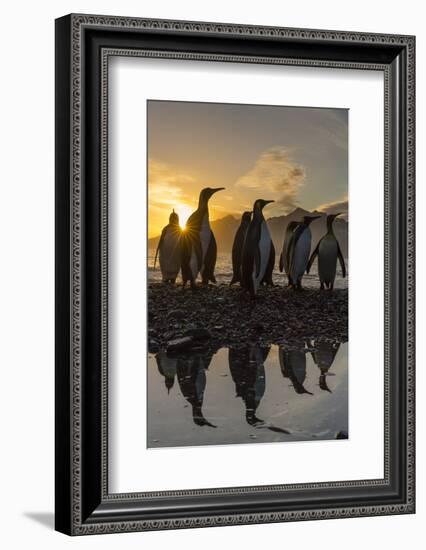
[337, 244, 347, 278]
[279, 251, 284, 272]
[306, 241, 320, 274]
[154, 227, 167, 269]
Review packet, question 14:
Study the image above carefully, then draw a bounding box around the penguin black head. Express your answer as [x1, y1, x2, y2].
[302, 215, 321, 226]
[253, 199, 274, 211]
[165, 376, 174, 394]
[198, 187, 225, 205]
[326, 212, 343, 230]
[241, 211, 252, 223]
[169, 209, 179, 225]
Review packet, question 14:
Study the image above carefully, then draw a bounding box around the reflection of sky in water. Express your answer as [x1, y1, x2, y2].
[147, 342, 348, 448]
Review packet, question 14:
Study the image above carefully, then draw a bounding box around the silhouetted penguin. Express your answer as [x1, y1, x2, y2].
[241, 199, 275, 297]
[155, 351, 177, 394]
[154, 210, 182, 283]
[229, 345, 289, 433]
[309, 339, 340, 393]
[279, 346, 313, 395]
[176, 351, 216, 427]
[279, 221, 299, 286]
[229, 345, 269, 426]
[230, 211, 251, 285]
[181, 187, 224, 288]
[288, 215, 320, 290]
[307, 213, 346, 290]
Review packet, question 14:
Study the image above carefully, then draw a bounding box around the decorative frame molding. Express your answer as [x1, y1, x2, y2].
[55, 14, 415, 535]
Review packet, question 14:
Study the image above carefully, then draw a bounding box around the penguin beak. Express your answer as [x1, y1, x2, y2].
[334, 212, 343, 218]
[211, 187, 225, 194]
[263, 200, 275, 206]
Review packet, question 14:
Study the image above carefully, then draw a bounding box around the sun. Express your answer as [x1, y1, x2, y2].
[175, 204, 193, 230]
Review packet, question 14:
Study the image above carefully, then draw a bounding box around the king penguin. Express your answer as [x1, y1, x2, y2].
[288, 215, 320, 290]
[228, 344, 269, 426]
[279, 346, 313, 395]
[306, 213, 346, 290]
[279, 220, 299, 287]
[230, 211, 252, 286]
[309, 338, 340, 393]
[181, 187, 224, 288]
[229, 345, 290, 433]
[241, 199, 275, 297]
[176, 351, 216, 427]
[154, 209, 182, 283]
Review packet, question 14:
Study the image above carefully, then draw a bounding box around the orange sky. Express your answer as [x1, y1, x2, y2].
[147, 100, 348, 238]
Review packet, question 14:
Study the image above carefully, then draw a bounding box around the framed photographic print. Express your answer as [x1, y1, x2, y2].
[55, 14, 415, 535]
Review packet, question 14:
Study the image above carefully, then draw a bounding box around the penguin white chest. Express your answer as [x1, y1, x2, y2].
[292, 228, 311, 280]
[199, 214, 211, 262]
[159, 230, 181, 278]
[189, 214, 211, 278]
[253, 221, 271, 288]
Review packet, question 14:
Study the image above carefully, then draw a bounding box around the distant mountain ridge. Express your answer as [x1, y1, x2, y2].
[148, 208, 348, 258]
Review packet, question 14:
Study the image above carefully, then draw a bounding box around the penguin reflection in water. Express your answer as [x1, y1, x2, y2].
[230, 211, 252, 286]
[307, 213, 346, 290]
[155, 352, 177, 394]
[279, 220, 299, 287]
[287, 215, 320, 290]
[229, 345, 289, 433]
[181, 187, 224, 288]
[279, 345, 313, 395]
[154, 210, 182, 283]
[241, 199, 275, 297]
[309, 339, 340, 393]
[176, 351, 216, 427]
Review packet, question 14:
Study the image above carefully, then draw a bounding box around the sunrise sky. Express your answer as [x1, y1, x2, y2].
[147, 100, 348, 238]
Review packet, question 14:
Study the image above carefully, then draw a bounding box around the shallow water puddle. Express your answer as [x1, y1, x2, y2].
[147, 342, 348, 448]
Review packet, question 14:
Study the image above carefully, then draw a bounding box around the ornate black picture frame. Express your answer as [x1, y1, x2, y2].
[55, 14, 415, 535]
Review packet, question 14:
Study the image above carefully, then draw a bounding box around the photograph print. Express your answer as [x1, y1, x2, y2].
[147, 100, 348, 449]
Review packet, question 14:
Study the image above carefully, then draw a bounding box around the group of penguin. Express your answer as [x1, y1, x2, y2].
[155, 339, 340, 429]
[155, 187, 346, 296]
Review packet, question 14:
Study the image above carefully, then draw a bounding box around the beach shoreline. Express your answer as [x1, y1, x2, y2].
[148, 283, 348, 353]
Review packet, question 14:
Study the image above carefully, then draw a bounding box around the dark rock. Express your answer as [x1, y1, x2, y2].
[336, 430, 348, 439]
[166, 336, 194, 353]
[148, 339, 159, 353]
[167, 309, 185, 320]
[184, 328, 211, 341]
[148, 282, 348, 348]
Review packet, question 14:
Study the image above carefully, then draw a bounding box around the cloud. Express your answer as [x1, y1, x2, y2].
[148, 159, 196, 235]
[235, 147, 305, 212]
[316, 194, 349, 219]
[148, 159, 195, 201]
